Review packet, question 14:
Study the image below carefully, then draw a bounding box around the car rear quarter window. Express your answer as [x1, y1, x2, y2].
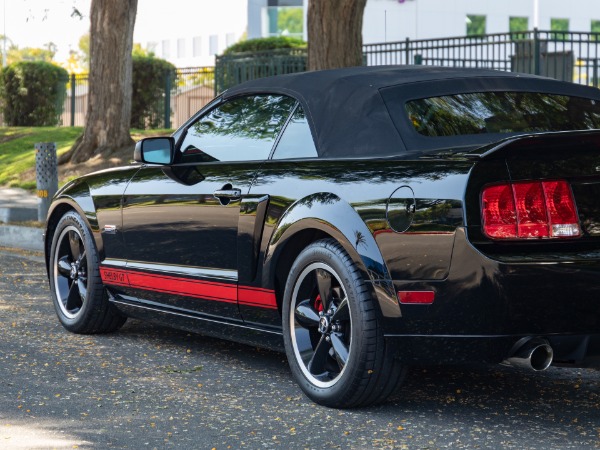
[271, 105, 318, 160]
[179, 95, 295, 163]
[406, 92, 600, 137]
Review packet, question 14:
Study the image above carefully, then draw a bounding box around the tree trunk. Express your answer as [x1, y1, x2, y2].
[61, 0, 138, 164]
[307, 0, 367, 71]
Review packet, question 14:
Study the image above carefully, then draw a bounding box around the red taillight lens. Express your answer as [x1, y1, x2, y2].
[513, 182, 549, 238]
[481, 184, 517, 238]
[481, 180, 580, 240]
[542, 180, 581, 237]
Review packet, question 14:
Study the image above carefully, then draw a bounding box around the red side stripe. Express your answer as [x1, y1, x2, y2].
[100, 266, 276, 309]
[238, 286, 278, 309]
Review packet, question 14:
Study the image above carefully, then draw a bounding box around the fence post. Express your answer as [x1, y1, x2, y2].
[164, 70, 172, 129]
[70, 73, 76, 127]
[533, 28, 541, 76]
[405, 37, 411, 65]
[35, 143, 58, 223]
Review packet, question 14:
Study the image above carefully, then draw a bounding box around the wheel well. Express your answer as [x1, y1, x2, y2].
[273, 228, 332, 314]
[44, 203, 75, 271]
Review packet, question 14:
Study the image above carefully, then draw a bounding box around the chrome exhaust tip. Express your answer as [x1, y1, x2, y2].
[502, 337, 553, 372]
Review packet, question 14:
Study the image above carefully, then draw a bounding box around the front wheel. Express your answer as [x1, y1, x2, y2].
[282, 239, 405, 408]
[48, 210, 126, 334]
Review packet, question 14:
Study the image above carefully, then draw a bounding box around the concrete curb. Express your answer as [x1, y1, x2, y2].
[0, 225, 44, 252]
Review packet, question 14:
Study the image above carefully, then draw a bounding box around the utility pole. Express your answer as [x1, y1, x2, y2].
[533, 0, 539, 29]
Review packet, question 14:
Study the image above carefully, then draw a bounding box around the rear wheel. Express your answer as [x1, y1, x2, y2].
[282, 239, 405, 408]
[49, 210, 126, 334]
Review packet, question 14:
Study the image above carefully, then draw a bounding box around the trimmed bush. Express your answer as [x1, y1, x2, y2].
[223, 37, 306, 55]
[131, 55, 177, 129]
[0, 61, 68, 126]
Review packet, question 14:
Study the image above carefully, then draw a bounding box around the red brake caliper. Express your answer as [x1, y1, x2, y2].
[314, 294, 324, 313]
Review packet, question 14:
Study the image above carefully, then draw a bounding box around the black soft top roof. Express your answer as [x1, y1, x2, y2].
[223, 66, 597, 157]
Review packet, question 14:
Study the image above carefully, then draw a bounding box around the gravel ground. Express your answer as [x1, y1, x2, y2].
[0, 247, 599, 449]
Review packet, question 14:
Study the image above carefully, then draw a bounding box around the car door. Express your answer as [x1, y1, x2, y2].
[119, 94, 296, 321]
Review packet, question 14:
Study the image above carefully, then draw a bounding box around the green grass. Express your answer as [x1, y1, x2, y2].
[0, 127, 83, 190]
[0, 127, 173, 190]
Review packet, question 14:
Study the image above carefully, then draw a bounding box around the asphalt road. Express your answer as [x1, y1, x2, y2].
[0, 247, 599, 450]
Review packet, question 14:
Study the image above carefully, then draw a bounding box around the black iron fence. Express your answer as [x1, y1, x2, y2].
[58, 67, 215, 130]
[214, 48, 307, 94]
[4, 30, 600, 129]
[363, 29, 600, 87]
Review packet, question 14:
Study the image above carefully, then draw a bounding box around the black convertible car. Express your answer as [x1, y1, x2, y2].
[45, 66, 600, 408]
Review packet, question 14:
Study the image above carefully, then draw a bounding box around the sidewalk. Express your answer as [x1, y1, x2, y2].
[0, 188, 44, 252]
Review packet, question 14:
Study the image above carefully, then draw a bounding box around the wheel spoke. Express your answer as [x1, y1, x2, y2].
[307, 335, 331, 375]
[65, 281, 82, 312]
[77, 278, 87, 304]
[295, 299, 320, 328]
[78, 249, 87, 265]
[330, 332, 349, 369]
[68, 231, 81, 261]
[57, 256, 72, 277]
[331, 297, 349, 322]
[315, 268, 333, 311]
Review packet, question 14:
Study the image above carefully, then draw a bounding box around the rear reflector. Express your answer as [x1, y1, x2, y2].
[398, 291, 435, 304]
[482, 180, 581, 240]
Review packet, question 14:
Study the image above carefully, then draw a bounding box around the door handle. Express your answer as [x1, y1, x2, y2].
[213, 184, 241, 206]
[213, 188, 241, 200]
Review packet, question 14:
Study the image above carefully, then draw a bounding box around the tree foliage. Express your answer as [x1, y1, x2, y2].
[0, 61, 68, 126]
[131, 55, 176, 129]
[223, 36, 306, 55]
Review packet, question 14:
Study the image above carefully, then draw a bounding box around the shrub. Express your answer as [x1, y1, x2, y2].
[223, 37, 306, 55]
[131, 55, 177, 129]
[0, 61, 68, 126]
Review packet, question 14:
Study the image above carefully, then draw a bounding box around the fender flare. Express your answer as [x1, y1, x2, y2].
[264, 192, 402, 319]
[44, 180, 103, 270]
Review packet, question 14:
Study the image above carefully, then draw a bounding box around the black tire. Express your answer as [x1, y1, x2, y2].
[48, 210, 126, 334]
[282, 239, 406, 408]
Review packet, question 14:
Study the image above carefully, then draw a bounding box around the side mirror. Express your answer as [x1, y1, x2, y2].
[133, 137, 175, 165]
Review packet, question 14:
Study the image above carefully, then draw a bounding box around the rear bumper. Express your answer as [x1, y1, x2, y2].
[384, 333, 600, 367]
[381, 228, 600, 364]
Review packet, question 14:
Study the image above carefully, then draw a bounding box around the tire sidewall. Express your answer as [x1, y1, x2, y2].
[282, 241, 372, 406]
[49, 211, 102, 331]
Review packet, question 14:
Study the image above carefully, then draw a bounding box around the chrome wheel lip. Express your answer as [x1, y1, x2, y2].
[290, 262, 352, 389]
[53, 225, 86, 320]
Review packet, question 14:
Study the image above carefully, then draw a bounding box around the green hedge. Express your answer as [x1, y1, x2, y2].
[131, 55, 176, 129]
[0, 61, 68, 126]
[223, 37, 306, 55]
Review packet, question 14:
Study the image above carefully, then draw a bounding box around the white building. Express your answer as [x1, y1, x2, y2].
[135, 0, 247, 67]
[248, 0, 600, 44]
[137, 0, 600, 67]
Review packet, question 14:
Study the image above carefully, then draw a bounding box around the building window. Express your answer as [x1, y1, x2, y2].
[466, 15, 486, 37]
[147, 41, 158, 55]
[266, 6, 303, 37]
[509, 17, 528, 33]
[161, 40, 171, 59]
[177, 38, 186, 59]
[193, 36, 202, 57]
[551, 18, 569, 41]
[209, 35, 219, 56]
[226, 33, 236, 49]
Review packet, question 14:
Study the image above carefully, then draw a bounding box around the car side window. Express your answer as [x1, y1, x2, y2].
[271, 105, 318, 159]
[178, 95, 296, 163]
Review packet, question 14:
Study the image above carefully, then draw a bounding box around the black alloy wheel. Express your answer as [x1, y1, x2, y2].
[289, 261, 352, 388]
[49, 211, 126, 334]
[53, 224, 88, 320]
[282, 239, 406, 408]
